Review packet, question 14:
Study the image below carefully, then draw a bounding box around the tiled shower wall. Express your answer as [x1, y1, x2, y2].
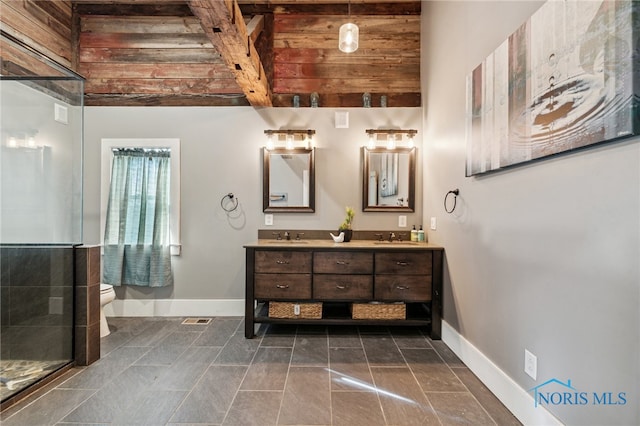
[74, 245, 101, 366]
[0, 246, 74, 362]
[0, 245, 100, 366]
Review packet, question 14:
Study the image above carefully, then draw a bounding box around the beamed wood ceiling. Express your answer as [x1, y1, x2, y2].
[4, 0, 422, 107]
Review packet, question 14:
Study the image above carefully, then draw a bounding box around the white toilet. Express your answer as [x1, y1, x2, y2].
[100, 284, 116, 337]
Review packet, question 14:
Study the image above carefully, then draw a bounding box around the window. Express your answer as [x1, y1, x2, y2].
[101, 139, 181, 287]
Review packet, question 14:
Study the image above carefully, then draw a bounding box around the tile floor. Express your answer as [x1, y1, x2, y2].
[1, 317, 521, 425]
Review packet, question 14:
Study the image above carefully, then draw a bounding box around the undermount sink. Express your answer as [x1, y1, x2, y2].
[373, 241, 420, 245]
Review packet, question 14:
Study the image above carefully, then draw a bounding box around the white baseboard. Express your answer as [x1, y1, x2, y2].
[104, 299, 244, 317]
[441, 321, 563, 426]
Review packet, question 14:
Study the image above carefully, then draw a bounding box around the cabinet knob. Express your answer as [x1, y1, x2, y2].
[275, 284, 289, 289]
[396, 261, 410, 266]
[336, 284, 348, 290]
[336, 260, 350, 265]
[396, 285, 410, 290]
[276, 260, 290, 265]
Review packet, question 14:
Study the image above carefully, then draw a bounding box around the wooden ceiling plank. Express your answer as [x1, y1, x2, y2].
[79, 47, 223, 64]
[80, 16, 206, 34]
[271, 92, 420, 108]
[84, 93, 250, 107]
[273, 77, 420, 93]
[275, 62, 419, 81]
[273, 47, 419, 65]
[239, 2, 421, 16]
[79, 62, 233, 79]
[274, 14, 420, 34]
[85, 77, 242, 94]
[187, 0, 272, 106]
[75, 3, 193, 17]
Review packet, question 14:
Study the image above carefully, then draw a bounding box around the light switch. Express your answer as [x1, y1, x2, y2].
[398, 215, 407, 227]
[430, 217, 437, 230]
[265, 214, 273, 226]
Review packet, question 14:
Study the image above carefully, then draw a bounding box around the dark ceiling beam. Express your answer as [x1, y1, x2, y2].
[239, 2, 421, 16]
[187, 0, 272, 106]
[73, 3, 194, 16]
[72, 1, 420, 17]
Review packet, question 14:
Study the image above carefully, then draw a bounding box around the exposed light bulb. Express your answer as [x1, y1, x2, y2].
[27, 136, 36, 148]
[266, 134, 274, 150]
[407, 134, 415, 148]
[387, 134, 396, 150]
[286, 134, 294, 150]
[7, 137, 17, 148]
[306, 134, 315, 149]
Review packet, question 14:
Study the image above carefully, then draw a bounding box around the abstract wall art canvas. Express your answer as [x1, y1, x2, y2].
[466, 0, 639, 176]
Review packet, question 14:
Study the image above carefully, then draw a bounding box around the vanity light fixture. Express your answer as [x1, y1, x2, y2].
[338, 0, 359, 53]
[5, 131, 40, 149]
[365, 129, 418, 150]
[264, 129, 316, 150]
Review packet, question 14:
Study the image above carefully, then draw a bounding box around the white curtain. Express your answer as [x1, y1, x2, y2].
[103, 149, 173, 287]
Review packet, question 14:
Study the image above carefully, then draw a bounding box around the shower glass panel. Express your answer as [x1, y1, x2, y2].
[0, 33, 83, 402]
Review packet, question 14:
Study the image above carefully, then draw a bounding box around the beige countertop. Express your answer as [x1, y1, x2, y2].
[244, 239, 443, 250]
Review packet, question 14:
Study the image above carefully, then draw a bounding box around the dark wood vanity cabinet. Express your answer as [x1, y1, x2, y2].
[245, 243, 443, 339]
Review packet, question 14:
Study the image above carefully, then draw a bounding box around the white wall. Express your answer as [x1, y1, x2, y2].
[422, 2, 639, 425]
[84, 107, 422, 302]
[0, 81, 82, 243]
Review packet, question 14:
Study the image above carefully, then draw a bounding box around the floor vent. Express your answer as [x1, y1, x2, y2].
[181, 318, 212, 325]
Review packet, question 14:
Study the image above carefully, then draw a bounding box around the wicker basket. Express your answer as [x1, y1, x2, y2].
[351, 302, 406, 320]
[268, 302, 322, 319]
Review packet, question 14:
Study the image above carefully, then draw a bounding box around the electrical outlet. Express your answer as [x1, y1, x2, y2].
[430, 217, 437, 230]
[398, 215, 407, 227]
[265, 214, 273, 226]
[524, 349, 537, 380]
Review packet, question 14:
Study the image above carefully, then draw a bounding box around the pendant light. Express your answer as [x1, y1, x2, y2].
[339, 0, 359, 53]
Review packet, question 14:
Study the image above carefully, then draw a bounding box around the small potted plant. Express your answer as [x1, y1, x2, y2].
[338, 206, 355, 242]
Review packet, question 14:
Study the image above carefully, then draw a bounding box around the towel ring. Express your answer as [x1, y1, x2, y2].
[221, 193, 239, 212]
[444, 189, 459, 214]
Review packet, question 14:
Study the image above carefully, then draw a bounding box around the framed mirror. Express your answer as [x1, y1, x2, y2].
[362, 147, 416, 212]
[263, 148, 315, 212]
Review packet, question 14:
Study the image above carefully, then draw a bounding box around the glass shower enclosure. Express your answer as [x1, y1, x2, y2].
[0, 32, 83, 403]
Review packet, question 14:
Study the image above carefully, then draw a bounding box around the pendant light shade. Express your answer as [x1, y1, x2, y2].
[339, 22, 359, 53]
[339, 0, 358, 53]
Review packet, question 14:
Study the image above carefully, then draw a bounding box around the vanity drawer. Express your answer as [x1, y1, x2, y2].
[313, 275, 373, 300]
[314, 251, 373, 274]
[375, 275, 431, 302]
[255, 251, 312, 273]
[375, 252, 432, 275]
[255, 273, 312, 299]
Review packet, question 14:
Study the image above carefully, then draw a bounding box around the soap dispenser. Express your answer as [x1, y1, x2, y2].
[418, 225, 425, 242]
[411, 225, 418, 242]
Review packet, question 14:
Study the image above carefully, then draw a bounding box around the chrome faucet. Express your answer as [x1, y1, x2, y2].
[388, 232, 396, 242]
[284, 231, 290, 240]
